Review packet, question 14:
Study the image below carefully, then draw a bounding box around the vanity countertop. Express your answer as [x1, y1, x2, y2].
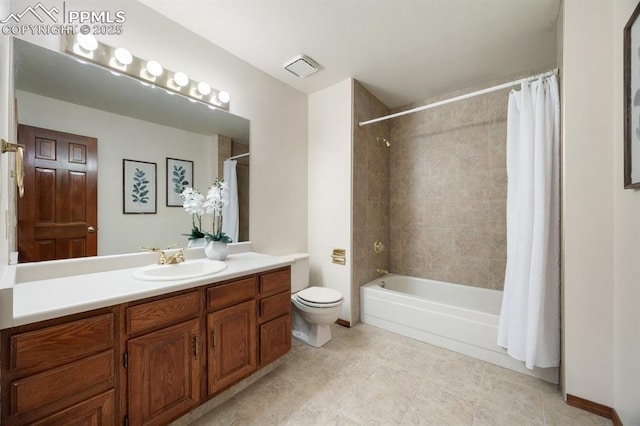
[3, 251, 294, 329]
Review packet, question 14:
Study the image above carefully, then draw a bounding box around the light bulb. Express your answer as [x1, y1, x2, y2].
[114, 47, 132, 65]
[174, 72, 189, 87]
[197, 81, 211, 96]
[217, 90, 230, 103]
[146, 60, 163, 77]
[76, 34, 98, 52]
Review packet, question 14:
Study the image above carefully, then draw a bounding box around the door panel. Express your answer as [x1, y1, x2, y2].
[207, 300, 256, 395]
[18, 125, 98, 263]
[128, 319, 200, 426]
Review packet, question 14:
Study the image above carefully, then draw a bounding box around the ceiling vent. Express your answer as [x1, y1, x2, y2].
[283, 54, 320, 78]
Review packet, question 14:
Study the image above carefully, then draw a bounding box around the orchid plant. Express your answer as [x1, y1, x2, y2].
[181, 179, 233, 243]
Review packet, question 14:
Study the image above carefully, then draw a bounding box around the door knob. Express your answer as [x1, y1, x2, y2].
[88, 226, 96, 233]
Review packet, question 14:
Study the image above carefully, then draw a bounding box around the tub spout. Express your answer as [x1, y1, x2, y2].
[376, 268, 389, 275]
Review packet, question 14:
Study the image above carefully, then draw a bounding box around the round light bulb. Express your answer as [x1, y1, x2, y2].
[146, 60, 163, 77]
[174, 71, 189, 87]
[217, 90, 231, 103]
[197, 81, 211, 96]
[114, 47, 132, 65]
[76, 34, 98, 52]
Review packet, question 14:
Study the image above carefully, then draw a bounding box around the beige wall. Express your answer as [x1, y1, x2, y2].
[561, 0, 615, 408]
[3, 0, 308, 258]
[0, 0, 11, 275]
[612, 2, 640, 424]
[562, 2, 640, 423]
[308, 78, 353, 323]
[388, 85, 509, 290]
[352, 81, 390, 323]
[0, 1, 14, 323]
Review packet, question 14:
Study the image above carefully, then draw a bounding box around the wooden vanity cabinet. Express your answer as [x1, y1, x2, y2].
[258, 267, 292, 368]
[0, 309, 118, 425]
[0, 266, 292, 426]
[206, 276, 257, 396]
[125, 291, 201, 426]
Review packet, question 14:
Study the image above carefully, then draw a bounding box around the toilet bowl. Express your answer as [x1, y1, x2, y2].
[288, 254, 344, 347]
[291, 286, 343, 347]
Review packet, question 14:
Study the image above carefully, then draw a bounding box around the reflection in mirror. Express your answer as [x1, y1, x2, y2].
[12, 38, 250, 262]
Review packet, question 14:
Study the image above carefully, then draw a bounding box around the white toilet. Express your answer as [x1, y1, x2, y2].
[289, 253, 344, 347]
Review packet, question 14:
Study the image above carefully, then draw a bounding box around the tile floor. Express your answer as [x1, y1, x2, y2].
[189, 323, 611, 426]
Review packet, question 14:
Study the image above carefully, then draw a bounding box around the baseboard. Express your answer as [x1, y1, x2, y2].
[335, 319, 350, 327]
[566, 394, 623, 425]
[612, 408, 623, 426]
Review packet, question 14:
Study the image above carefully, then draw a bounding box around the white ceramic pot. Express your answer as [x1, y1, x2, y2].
[187, 238, 206, 248]
[204, 240, 228, 261]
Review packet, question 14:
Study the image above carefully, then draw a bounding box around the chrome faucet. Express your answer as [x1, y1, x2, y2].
[141, 245, 185, 265]
[376, 268, 389, 275]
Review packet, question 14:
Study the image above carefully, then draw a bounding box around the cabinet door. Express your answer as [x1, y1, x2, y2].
[128, 319, 200, 426]
[260, 314, 292, 367]
[207, 300, 256, 395]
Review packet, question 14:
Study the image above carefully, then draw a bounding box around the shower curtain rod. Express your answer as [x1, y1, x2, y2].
[358, 68, 559, 127]
[225, 152, 250, 160]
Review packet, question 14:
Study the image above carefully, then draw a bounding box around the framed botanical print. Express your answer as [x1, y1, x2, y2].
[123, 159, 157, 214]
[166, 158, 193, 206]
[624, 1, 640, 188]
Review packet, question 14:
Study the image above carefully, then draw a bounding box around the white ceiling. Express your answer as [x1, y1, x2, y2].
[139, 0, 560, 109]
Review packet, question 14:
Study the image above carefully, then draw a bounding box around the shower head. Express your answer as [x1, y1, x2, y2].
[376, 136, 391, 148]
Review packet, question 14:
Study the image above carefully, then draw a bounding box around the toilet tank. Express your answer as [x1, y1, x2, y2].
[288, 253, 310, 293]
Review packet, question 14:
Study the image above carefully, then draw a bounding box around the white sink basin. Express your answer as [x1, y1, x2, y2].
[132, 259, 227, 281]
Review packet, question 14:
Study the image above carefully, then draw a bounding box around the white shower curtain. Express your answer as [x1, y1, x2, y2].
[497, 75, 560, 370]
[222, 159, 239, 242]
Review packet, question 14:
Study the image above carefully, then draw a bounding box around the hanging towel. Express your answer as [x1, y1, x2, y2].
[497, 75, 560, 369]
[222, 159, 239, 242]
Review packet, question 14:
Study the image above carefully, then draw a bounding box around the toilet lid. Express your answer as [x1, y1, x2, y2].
[296, 286, 343, 305]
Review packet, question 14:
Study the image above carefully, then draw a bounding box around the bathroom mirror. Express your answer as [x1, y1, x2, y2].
[12, 38, 250, 261]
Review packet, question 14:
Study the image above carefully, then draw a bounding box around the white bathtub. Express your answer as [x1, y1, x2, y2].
[360, 274, 558, 383]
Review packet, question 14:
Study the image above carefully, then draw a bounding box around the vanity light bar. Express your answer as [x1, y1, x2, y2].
[64, 33, 231, 111]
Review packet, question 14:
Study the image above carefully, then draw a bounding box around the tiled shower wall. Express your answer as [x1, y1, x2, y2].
[388, 85, 510, 290]
[352, 81, 390, 322]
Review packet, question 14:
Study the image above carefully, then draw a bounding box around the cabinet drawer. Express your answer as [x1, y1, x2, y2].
[259, 268, 290, 297]
[127, 291, 199, 335]
[31, 389, 115, 426]
[207, 277, 256, 311]
[259, 291, 291, 323]
[259, 314, 291, 367]
[11, 350, 114, 416]
[10, 313, 114, 372]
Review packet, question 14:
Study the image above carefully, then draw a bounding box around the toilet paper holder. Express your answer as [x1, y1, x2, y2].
[331, 248, 346, 265]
